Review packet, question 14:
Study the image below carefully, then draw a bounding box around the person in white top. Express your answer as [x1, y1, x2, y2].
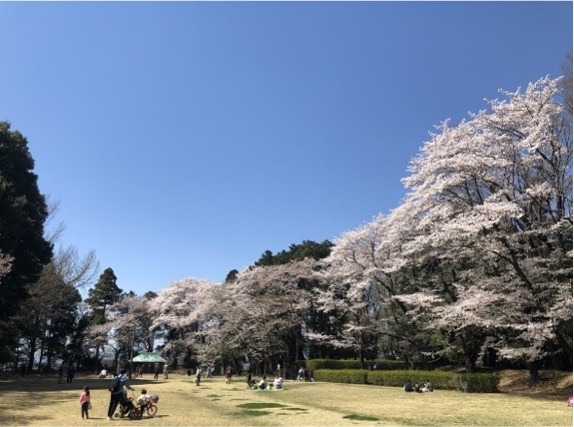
[273, 375, 284, 389]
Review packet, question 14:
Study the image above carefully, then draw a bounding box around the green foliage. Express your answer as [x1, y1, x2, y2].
[367, 369, 458, 389]
[314, 369, 369, 384]
[255, 240, 333, 266]
[458, 372, 500, 393]
[85, 267, 123, 324]
[306, 359, 409, 370]
[314, 369, 500, 393]
[0, 122, 53, 362]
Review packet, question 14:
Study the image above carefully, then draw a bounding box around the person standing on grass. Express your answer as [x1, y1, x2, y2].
[225, 366, 233, 384]
[153, 364, 160, 380]
[66, 364, 75, 383]
[57, 365, 64, 384]
[80, 386, 91, 419]
[107, 369, 133, 420]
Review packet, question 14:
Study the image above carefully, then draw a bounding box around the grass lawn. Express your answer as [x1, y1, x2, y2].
[0, 371, 571, 426]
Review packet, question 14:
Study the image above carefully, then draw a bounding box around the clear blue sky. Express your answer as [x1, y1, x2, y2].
[0, 2, 571, 295]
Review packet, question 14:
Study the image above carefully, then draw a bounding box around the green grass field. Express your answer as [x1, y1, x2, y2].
[0, 372, 571, 426]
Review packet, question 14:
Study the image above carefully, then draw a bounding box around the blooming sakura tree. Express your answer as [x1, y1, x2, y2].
[214, 260, 315, 373]
[315, 216, 390, 364]
[149, 277, 219, 367]
[397, 76, 572, 377]
[317, 210, 439, 366]
[316, 75, 571, 375]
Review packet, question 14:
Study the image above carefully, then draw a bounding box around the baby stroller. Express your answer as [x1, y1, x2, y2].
[117, 395, 136, 419]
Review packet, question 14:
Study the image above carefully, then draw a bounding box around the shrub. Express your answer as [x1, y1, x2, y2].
[367, 370, 458, 389]
[314, 369, 368, 384]
[458, 372, 500, 393]
[314, 369, 499, 393]
[305, 359, 408, 371]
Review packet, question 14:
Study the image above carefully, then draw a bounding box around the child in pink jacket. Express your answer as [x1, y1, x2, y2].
[80, 386, 91, 419]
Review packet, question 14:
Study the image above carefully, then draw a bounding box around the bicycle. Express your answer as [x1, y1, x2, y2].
[127, 393, 159, 419]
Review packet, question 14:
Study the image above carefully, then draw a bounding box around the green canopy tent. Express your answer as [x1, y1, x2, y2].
[130, 352, 167, 378]
[131, 353, 166, 363]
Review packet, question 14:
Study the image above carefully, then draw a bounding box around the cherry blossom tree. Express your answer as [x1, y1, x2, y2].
[317, 211, 437, 367]
[149, 277, 219, 368]
[398, 76, 572, 378]
[101, 293, 157, 374]
[214, 260, 315, 374]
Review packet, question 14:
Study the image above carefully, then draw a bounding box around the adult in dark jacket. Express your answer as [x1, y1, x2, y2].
[107, 370, 134, 420]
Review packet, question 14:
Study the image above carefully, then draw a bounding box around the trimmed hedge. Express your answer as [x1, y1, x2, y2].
[367, 370, 458, 390]
[305, 359, 408, 371]
[314, 369, 368, 384]
[457, 372, 500, 393]
[313, 369, 499, 393]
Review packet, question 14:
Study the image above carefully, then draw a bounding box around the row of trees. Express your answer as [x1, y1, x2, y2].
[1, 69, 571, 380]
[86, 74, 572, 381]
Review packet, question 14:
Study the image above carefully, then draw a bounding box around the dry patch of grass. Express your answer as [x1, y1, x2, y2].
[0, 371, 571, 426]
[498, 369, 573, 397]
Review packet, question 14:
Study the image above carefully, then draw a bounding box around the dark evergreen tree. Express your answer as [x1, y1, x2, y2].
[85, 267, 123, 371]
[0, 122, 53, 362]
[255, 240, 333, 266]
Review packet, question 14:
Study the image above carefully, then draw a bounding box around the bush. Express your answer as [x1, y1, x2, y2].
[314, 369, 499, 393]
[314, 369, 368, 384]
[367, 370, 458, 389]
[458, 372, 500, 393]
[305, 359, 408, 371]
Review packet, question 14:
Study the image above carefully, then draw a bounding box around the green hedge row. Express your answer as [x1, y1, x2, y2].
[313, 369, 499, 393]
[305, 359, 409, 371]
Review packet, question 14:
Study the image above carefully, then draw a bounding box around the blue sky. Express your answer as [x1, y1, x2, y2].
[0, 2, 571, 295]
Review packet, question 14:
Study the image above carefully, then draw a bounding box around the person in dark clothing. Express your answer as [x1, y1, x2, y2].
[153, 364, 160, 380]
[66, 364, 75, 383]
[107, 370, 133, 420]
[57, 366, 64, 384]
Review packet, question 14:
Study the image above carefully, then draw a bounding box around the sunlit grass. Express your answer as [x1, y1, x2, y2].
[0, 373, 571, 426]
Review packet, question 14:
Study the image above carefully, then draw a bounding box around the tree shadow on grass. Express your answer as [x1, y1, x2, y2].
[499, 370, 572, 401]
[343, 414, 381, 421]
[0, 412, 51, 426]
[0, 375, 165, 393]
[0, 375, 170, 422]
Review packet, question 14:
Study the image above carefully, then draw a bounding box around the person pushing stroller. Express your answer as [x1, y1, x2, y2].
[107, 369, 134, 420]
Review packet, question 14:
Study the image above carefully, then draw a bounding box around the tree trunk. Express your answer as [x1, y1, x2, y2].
[37, 335, 46, 371]
[26, 337, 37, 373]
[528, 360, 541, 382]
[465, 357, 477, 373]
[94, 341, 101, 374]
[359, 333, 366, 369]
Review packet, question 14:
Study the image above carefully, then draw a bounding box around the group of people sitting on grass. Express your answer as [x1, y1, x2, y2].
[403, 380, 433, 393]
[256, 374, 284, 390]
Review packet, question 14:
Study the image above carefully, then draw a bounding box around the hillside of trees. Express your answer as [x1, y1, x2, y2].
[0, 73, 571, 382]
